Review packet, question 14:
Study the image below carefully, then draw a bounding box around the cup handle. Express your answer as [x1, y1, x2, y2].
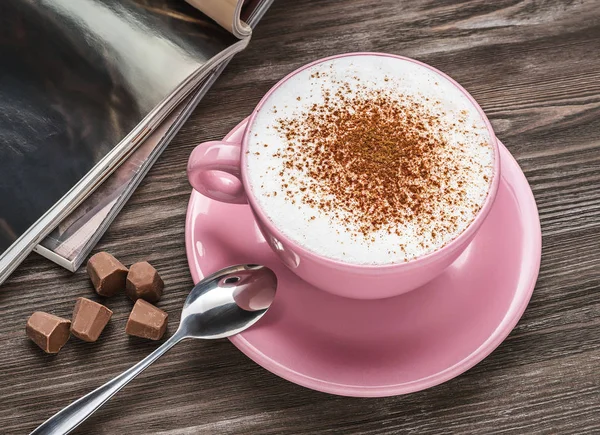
[187, 140, 247, 204]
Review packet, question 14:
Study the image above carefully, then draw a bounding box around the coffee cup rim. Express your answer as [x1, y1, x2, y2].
[240, 52, 501, 271]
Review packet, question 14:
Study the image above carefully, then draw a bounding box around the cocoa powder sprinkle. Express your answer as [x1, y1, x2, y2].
[270, 81, 489, 245]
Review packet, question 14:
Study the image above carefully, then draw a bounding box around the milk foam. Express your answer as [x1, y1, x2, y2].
[246, 55, 494, 264]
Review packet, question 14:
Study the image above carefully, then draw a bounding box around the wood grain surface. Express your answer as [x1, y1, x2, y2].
[2, 0, 600, 433]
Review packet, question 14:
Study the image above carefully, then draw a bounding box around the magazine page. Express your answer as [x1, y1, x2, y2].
[35, 94, 193, 270]
[38, 97, 190, 256]
[0, 0, 246, 285]
[34, 0, 274, 272]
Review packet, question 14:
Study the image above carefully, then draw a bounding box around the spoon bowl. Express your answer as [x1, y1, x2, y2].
[180, 264, 277, 339]
[32, 264, 277, 435]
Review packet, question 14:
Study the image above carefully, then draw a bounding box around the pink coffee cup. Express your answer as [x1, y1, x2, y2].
[188, 52, 500, 299]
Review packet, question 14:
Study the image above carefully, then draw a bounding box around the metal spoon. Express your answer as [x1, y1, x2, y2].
[31, 264, 277, 435]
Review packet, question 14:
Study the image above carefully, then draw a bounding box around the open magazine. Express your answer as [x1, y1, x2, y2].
[33, 89, 200, 271]
[0, 0, 272, 284]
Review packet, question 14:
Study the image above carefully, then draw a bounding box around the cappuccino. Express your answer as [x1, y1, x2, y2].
[246, 55, 494, 264]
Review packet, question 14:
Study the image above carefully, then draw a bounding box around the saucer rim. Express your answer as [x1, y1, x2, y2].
[185, 120, 542, 397]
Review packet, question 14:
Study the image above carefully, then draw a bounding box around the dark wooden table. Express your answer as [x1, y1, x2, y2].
[2, 1, 599, 433]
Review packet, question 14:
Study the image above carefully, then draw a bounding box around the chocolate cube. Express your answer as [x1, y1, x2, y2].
[87, 252, 128, 297]
[26, 312, 71, 354]
[71, 298, 113, 342]
[125, 299, 168, 340]
[126, 261, 164, 303]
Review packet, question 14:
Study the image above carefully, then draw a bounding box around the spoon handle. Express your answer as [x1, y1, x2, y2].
[31, 330, 185, 435]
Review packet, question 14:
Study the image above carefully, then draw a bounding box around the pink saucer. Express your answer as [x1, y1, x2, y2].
[185, 119, 542, 397]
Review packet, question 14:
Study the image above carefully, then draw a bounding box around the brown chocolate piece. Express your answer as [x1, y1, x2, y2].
[87, 252, 128, 297]
[126, 261, 164, 303]
[125, 299, 168, 340]
[26, 312, 71, 354]
[71, 298, 113, 342]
